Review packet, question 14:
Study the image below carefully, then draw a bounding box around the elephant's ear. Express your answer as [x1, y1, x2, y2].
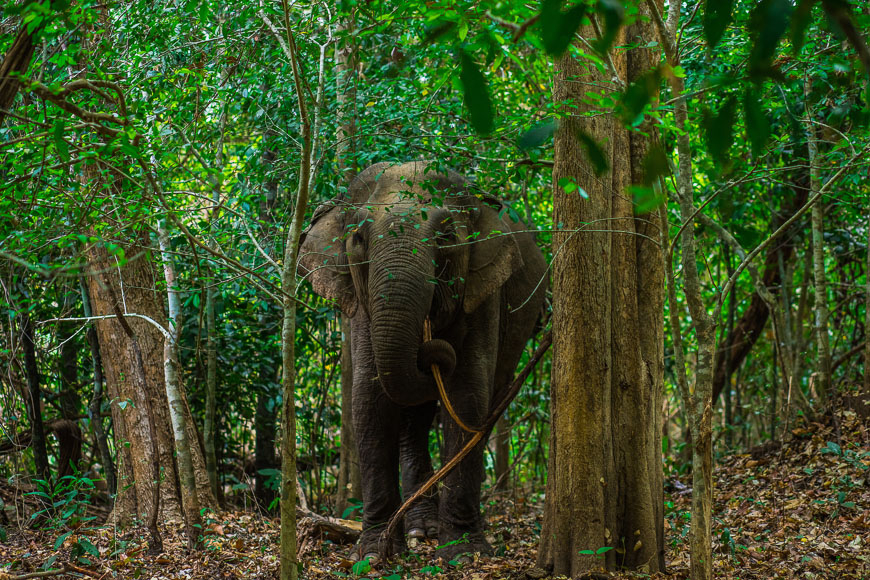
[297, 203, 357, 316]
[463, 199, 524, 313]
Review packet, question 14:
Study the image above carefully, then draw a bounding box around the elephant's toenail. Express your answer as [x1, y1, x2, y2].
[408, 527, 426, 539]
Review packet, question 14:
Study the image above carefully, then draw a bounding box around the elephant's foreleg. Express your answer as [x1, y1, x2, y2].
[350, 317, 405, 560]
[399, 402, 439, 539]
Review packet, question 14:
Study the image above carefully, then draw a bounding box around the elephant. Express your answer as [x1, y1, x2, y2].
[297, 161, 547, 563]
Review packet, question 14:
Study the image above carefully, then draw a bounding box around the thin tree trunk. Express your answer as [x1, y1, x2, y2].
[805, 90, 832, 400]
[204, 27, 231, 500]
[57, 287, 80, 421]
[278, 6, 312, 578]
[648, 2, 714, 578]
[335, 315, 361, 515]
[254, 78, 281, 512]
[334, 8, 360, 518]
[157, 220, 202, 549]
[494, 415, 509, 492]
[81, 279, 116, 498]
[20, 310, 50, 481]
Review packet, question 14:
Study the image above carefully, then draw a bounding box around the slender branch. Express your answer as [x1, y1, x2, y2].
[39, 314, 171, 339]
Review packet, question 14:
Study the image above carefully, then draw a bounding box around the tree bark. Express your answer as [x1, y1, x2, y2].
[538, 8, 664, 574]
[57, 287, 81, 421]
[157, 220, 202, 548]
[86, 235, 216, 526]
[494, 415, 509, 492]
[278, 8, 312, 578]
[0, 25, 36, 124]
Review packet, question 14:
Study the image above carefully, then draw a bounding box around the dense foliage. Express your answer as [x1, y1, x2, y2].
[1, 0, 868, 576]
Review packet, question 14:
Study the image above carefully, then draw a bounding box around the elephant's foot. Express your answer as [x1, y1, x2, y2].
[435, 529, 492, 563]
[404, 497, 439, 539]
[350, 526, 405, 564]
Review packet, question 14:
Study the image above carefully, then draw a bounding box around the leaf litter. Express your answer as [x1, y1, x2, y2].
[1, 409, 866, 579]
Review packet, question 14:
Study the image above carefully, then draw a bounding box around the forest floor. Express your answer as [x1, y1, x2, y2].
[1, 408, 868, 580]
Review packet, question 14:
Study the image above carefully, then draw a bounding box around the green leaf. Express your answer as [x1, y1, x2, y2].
[593, 0, 624, 55]
[748, 0, 793, 77]
[595, 546, 614, 555]
[55, 530, 73, 550]
[459, 49, 494, 134]
[558, 177, 578, 194]
[79, 537, 99, 557]
[703, 96, 738, 163]
[630, 185, 665, 213]
[52, 119, 69, 163]
[539, 0, 588, 57]
[619, 67, 662, 125]
[743, 87, 770, 157]
[351, 558, 371, 575]
[518, 118, 556, 149]
[642, 145, 669, 187]
[704, 0, 735, 50]
[576, 130, 609, 176]
[790, 0, 816, 54]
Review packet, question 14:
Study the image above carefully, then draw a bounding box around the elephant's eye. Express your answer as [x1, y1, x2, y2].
[351, 232, 365, 247]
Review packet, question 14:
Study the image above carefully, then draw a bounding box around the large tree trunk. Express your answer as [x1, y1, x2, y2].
[86, 234, 216, 526]
[537, 10, 664, 575]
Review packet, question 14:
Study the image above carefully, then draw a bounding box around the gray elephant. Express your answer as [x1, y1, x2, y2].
[298, 161, 547, 563]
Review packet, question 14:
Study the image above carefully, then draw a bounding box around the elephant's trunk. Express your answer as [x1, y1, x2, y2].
[368, 232, 456, 406]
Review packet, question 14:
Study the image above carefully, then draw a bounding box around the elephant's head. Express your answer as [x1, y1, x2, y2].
[298, 162, 524, 406]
